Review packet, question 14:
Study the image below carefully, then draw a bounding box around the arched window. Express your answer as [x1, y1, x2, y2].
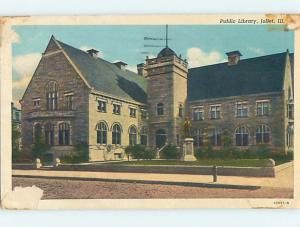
[193, 129, 203, 147]
[96, 122, 107, 145]
[45, 123, 54, 146]
[157, 103, 164, 115]
[59, 122, 70, 145]
[129, 125, 137, 146]
[140, 127, 148, 146]
[112, 124, 121, 145]
[209, 128, 222, 146]
[33, 123, 42, 143]
[256, 125, 270, 144]
[46, 81, 58, 110]
[235, 126, 249, 146]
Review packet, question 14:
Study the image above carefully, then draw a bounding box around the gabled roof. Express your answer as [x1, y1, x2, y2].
[56, 39, 147, 104]
[187, 52, 293, 101]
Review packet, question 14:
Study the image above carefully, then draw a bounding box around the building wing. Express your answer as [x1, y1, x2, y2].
[187, 52, 294, 101]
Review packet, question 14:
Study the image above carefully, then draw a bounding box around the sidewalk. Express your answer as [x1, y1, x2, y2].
[12, 162, 293, 189]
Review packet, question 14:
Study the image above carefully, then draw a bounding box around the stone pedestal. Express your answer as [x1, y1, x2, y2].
[181, 138, 196, 161]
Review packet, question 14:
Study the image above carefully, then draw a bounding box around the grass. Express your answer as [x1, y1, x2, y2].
[111, 159, 272, 167]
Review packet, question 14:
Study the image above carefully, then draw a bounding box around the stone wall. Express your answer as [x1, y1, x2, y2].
[188, 92, 286, 152]
[21, 46, 90, 156]
[88, 92, 145, 161]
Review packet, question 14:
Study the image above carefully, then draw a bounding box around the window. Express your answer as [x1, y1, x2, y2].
[210, 128, 222, 146]
[256, 101, 270, 116]
[113, 104, 121, 115]
[15, 112, 20, 121]
[235, 126, 249, 146]
[33, 99, 40, 107]
[45, 123, 54, 146]
[141, 109, 148, 119]
[33, 123, 42, 143]
[129, 108, 136, 118]
[193, 107, 204, 121]
[287, 124, 294, 147]
[140, 127, 148, 146]
[96, 122, 107, 144]
[129, 125, 137, 146]
[65, 95, 74, 110]
[256, 125, 270, 144]
[157, 103, 164, 115]
[287, 103, 294, 120]
[97, 100, 107, 112]
[193, 129, 203, 147]
[210, 105, 221, 119]
[112, 124, 121, 145]
[46, 81, 58, 110]
[58, 122, 70, 145]
[236, 102, 248, 117]
[178, 104, 183, 117]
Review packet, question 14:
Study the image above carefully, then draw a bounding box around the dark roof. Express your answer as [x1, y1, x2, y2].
[157, 47, 177, 58]
[57, 40, 147, 104]
[188, 52, 293, 101]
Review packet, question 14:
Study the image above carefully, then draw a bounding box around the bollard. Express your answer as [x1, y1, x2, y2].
[54, 158, 61, 167]
[34, 158, 42, 169]
[213, 165, 218, 182]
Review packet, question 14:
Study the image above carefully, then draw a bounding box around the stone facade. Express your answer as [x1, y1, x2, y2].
[20, 37, 294, 162]
[145, 53, 188, 149]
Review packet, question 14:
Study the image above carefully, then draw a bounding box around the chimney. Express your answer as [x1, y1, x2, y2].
[226, 50, 242, 66]
[137, 63, 147, 76]
[114, 61, 127, 70]
[87, 49, 99, 58]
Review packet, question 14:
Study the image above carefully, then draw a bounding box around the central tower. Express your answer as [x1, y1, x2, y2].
[145, 46, 188, 149]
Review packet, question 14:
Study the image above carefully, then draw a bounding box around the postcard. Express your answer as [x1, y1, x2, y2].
[0, 14, 299, 209]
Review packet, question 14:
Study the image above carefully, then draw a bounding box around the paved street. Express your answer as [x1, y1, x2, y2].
[11, 163, 293, 199]
[13, 177, 293, 199]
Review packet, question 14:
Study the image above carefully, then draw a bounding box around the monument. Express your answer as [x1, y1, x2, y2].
[181, 118, 196, 161]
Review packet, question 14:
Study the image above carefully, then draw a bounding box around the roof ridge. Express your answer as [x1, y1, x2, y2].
[189, 51, 290, 71]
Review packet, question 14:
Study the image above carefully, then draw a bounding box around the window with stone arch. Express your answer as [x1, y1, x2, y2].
[46, 81, 58, 110]
[256, 125, 271, 144]
[58, 122, 70, 145]
[112, 123, 122, 145]
[129, 125, 137, 146]
[235, 126, 249, 146]
[96, 122, 107, 145]
[45, 123, 55, 146]
[33, 123, 42, 143]
[157, 103, 164, 115]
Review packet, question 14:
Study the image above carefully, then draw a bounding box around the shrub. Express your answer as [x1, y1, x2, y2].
[161, 145, 181, 159]
[143, 148, 156, 160]
[41, 153, 54, 163]
[255, 144, 271, 158]
[74, 142, 89, 162]
[194, 147, 203, 159]
[31, 137, 49, 160]
[125, 144, 155, 160]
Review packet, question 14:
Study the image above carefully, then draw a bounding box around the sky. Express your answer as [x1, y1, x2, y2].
[11, 25, 294, 108]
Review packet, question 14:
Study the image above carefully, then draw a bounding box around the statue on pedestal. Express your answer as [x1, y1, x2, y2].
[181, 117, 196, 161]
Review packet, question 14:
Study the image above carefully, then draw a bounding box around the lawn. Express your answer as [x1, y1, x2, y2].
[112, 159, 272, 167]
